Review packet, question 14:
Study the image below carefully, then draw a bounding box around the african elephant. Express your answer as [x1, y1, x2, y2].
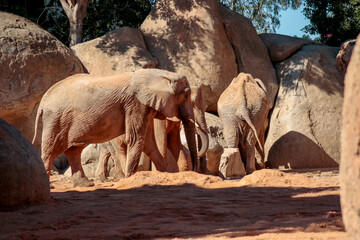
[95, 86, 209, 181]
[153, 85, 209, 172]
[218, 72, 269, 174]
[32, 69, 198, 187]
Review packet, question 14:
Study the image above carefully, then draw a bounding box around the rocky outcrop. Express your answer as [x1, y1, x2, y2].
[340, 35, 360, 240]
[140, 0, 238, 111]
[0, 119, 50, 208]
[265, 45, 344, 169]
[219, 6, 278, 109]
[72, 27, 158, 76]
[336, 39, 356, 72]
[0, 11, 85, 145]
[259, 33, 321, 62]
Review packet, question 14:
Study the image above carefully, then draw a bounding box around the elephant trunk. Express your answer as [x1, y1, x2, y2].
[182, 118, 198, 171]
[194, 115, 209, 158]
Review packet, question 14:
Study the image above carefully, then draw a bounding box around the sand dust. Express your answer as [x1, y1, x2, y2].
[0, 169, 347, 239]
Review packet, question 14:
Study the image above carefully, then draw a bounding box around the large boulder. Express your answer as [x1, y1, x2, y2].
[265, 45, 344, 169]
[219, 6, 278, 109]
[0, 11, 86, 145]
[336, 39, 356, 72]
[340, 35, 360, 240]
[140, 0, 238, 111]
[0, 119, 50, 207]
[259, 33, 322, 62]
[71, 27, 158, 76]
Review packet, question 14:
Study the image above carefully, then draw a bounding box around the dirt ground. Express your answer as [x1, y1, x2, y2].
[0, 168, 347, 240]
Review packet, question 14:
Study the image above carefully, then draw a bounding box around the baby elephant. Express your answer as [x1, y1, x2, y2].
[218, 72, 269, 174]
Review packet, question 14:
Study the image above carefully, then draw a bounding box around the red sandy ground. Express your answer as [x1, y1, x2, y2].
[0, 169, 347, 240]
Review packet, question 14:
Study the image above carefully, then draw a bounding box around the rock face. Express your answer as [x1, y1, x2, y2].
[218, 148, 245, 179]
[0, 11, 85, 145]
[219, 6, 278, 109]
[340, 35, 360, 240]
[259, 33, 321, 62]
[140, 0, 238, 111]
[265, 45, 344, 169]
[336, 39, 356, 72]
[0, 119, 50, 207]
[72, 27, 158, 76]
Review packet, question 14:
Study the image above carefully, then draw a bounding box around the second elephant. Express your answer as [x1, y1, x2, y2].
[218, 72, 269, 174]
[95, 86, 209, 181]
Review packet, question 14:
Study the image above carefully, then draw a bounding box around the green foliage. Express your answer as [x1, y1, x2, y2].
[0, 0, 45, 23]
[218, 0, 302, 33]
[303, 0, 360, 46]
[46, 0, 153, 45]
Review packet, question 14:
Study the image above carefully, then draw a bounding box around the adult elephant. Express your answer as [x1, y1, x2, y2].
[153, 86, 209, 172]
[32, 69, 198, 187]
[95, 86, 209, 181]
[218, 72, 269, 174]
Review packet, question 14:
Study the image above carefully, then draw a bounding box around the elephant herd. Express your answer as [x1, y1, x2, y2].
[32, 69, 269, 187]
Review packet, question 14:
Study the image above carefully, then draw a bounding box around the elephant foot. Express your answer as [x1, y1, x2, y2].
[72, 174, 94, 187]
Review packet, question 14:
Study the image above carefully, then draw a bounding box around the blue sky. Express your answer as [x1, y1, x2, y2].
[276, 4, 319, 39]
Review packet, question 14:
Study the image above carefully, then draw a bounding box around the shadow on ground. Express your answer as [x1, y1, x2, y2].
[0, 182, 344, 239]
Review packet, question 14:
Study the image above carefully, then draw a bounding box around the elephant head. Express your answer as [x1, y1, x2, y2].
[128, 69, 199, 170]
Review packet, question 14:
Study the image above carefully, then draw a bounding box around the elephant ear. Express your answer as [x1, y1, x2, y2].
[129, 69, 186, 121]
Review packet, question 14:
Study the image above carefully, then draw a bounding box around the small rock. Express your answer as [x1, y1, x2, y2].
[219, 148, 245, 179]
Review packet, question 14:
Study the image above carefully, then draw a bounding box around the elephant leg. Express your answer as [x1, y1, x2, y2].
[255, 126, 265, 170]
[65, 146, 94, 187]
[41, 147, 64, 177]
[41, 124, 67, 176]
[153, 119, 168, 165]
[113, 137, 126, 180]
[244, 131, 257, 174]
[177, 145, 191, 172]
[124, 139, 146, 177]
[222, 118, 240, 148]
[167, 126, 188, 171]
[142, 122, 167, 173]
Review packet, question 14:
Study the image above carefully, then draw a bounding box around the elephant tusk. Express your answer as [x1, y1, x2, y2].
[187, 118, 199, 128]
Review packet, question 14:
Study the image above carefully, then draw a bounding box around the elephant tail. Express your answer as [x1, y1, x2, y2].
[32, 108, 43, 145]
[237, 79, 263, 154]
[242, 113, 263, 154]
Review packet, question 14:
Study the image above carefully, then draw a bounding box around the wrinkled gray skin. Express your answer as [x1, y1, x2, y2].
[218, 73, 269, 174]
[95, 86, 209, 181]
[32, 69, 198, 187]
